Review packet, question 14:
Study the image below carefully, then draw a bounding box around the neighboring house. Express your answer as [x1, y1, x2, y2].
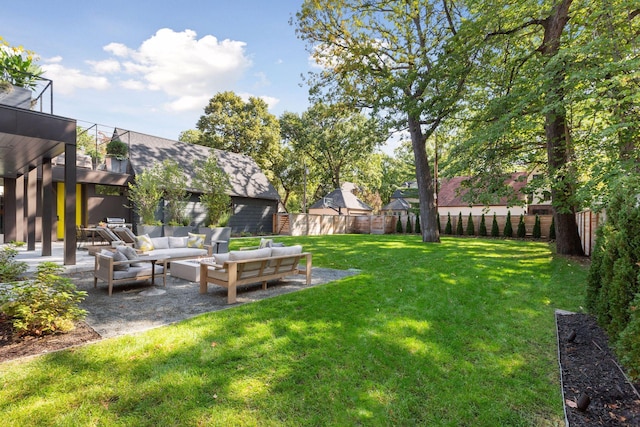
[384, 172, 552, 217]
[48, 129, 281, 236]
[309, 188, 373, 216]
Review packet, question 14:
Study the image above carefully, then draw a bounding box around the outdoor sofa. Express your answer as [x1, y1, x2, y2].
[93, 233, 213, 295]
[199, 244, 312, 304]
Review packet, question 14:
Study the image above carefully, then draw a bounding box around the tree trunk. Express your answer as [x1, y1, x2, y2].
[540, 0, 584, 256]
[408, 114, 440, 243]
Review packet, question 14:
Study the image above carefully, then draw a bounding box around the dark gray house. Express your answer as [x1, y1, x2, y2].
[113, 129, 280, 235]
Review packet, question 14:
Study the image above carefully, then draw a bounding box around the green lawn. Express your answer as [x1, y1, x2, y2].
[0, 235, 587, 426]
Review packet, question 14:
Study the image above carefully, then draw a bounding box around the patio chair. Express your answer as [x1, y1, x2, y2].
[113, 227, 137, 244]
[95, 226, 132, 248]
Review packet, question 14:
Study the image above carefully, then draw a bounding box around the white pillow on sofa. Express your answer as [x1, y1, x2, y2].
[229, 247, 272, 261]
[271, 245, 303, 257]
[169, 236, 188, 248]
[150, 237, 170, 249]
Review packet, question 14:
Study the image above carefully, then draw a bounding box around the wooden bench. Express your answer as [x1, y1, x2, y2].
[199, 252, 312, 304]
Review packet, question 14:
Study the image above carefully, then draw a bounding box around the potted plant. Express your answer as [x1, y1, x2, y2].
[128, 163, 163, 237]
[105, 139, 129, 173]
[159, 160, 192, 237]
[193, 155, 232, 250]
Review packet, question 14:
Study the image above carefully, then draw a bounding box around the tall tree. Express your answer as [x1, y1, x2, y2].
[296, 1, 477, 243]
[288, 102, 386, 191]
[196, 91, 280, 174]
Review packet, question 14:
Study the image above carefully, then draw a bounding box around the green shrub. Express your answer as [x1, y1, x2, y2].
[478, 213, 487, 236]
[517, 214, 526, 238]
[396, 216, 403, 233]
[503, 211, 513, 238]
[0, 262, 87, 336]
[617, 290, 640, 380]
[532, 215, 542, 239]
[415, 215, 421, 234]
[406, 216, 413, 233]
[445, 213, 452, 234]
[0, 244, 28, 282]
[549, 216, 556, 240]
[491, 213, 499, 237]
[437, 212, 441, 233]
[585, 174, 640, 379]
[466, 213, 475, 236]
[455, 212, 463, 235]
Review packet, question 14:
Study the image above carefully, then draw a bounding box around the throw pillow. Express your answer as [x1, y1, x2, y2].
[135, 234, 154, 252]
[187, 232, 206, 249]
[258, 238, 273, 249]
[112, 250, 130, 271]
[116, 246, 143, 267]
[271, 245, 303, 257]
[168, 236, 188, 248]
[150, 237, 170, 249]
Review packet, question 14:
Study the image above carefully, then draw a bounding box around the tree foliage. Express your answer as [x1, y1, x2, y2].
[192, 155, 232, 227]
[295, 1, 480, 243]
[0, 37, 43, 89]
[196, 91, 280, 174]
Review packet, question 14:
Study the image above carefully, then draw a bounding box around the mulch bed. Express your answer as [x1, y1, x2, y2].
[0, 315, 101, 362]
[557, 312, 640, 426]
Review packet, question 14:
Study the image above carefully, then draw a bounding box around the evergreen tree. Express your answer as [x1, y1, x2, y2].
[503, 211, 513, 238]
[445, 213, 452, 235]
[396, 215, 403, 233]
[549, 216, 556, 240]
[406, 216, 413, 233]
[517, 214, 526, 238]
[491, 213, 500, 237]
[456, 212, 464, 235]
[466, 213, 475, 236]
[437, 212, 441, 233]
[415, 215, 421, 234]
[479, 213, 487, 237]
[532, 215, 541, 239]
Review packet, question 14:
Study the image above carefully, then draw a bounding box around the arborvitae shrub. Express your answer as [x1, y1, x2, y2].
[503, 211, 513, 237]
[396, 216, 403, 233]
[415, 215, 421, 234]
[491, 213, 499, 237]
[479, 213, 487, 236]
[586, 174, 640, 380]
[549, 216, 556, 240]
[445, 213, 452, 234]
[517, 214, 526, 238]
[532, 214, 541, 238]
[466, 213, 475, 236]
[406, 216, 413, 233]
[456, 212, 464, 235]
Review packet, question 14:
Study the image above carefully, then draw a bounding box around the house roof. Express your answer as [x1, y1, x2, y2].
[309, 188, 373, 211]
[438, 173, 528, 207]
[114, 129, 280, 201]
[381, 198, 411, 211]
[390, 173, 529, 207]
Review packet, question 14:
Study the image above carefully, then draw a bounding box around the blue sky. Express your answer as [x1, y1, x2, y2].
[1, 1, 313, 141]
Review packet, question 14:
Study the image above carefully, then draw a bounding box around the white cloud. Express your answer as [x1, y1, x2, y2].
[237, 92, 280, 110]
[88, 59, 120, 74]
[165, 94, 211, 112]
[120, 79, 146, 90]
[41, 62, 110, 95]
[108, 28, 252, 108]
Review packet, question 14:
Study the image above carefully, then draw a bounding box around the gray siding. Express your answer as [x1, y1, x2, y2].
[228, 197, 277, 234]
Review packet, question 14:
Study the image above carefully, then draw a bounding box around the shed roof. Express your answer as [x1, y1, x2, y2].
[309, 188, 373, 211]
[114, 129, 279, 201]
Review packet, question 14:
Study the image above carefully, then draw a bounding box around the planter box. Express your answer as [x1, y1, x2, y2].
[163, 225, 192, 237]
[198, 227, 231, 252]
[105, 157, 129, 173]
[0, 84, 32, 109]
[136, 224, 163, 237]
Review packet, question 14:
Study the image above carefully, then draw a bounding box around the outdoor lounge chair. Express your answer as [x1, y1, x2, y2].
[95, 226, 133, 248]
[113, 227, 137, 244]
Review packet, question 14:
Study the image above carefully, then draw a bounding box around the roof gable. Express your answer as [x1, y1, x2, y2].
[309, 188, 373, 211]
[114, 129, 279, 200]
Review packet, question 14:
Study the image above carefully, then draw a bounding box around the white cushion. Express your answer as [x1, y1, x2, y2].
[169, 236, 188, 248]
[271, 245, 303, 257]
[229, 248, 272, 261]
[150, 237, 170, 249]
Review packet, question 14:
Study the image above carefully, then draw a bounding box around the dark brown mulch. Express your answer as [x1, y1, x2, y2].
[0, 315, 101, 362]
[557, 312, 640, 426]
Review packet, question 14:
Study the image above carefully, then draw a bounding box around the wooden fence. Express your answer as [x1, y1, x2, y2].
[274, 210, 603, 256]
[274, 213, 554, 239]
